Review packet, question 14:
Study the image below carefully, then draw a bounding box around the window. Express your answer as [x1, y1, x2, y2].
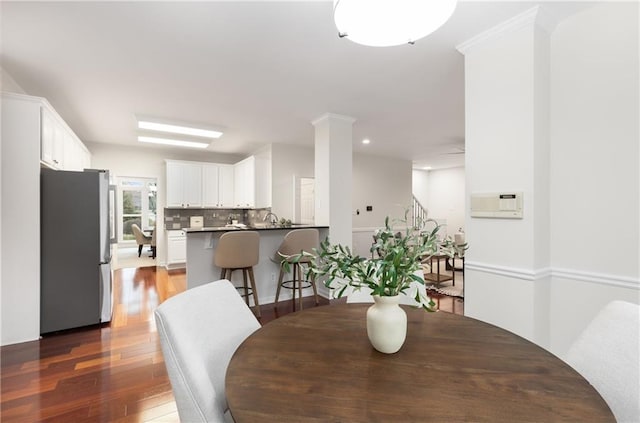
[118, 177, 157, 242]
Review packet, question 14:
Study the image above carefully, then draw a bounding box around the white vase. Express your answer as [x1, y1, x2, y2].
[366, 295, 407, 354]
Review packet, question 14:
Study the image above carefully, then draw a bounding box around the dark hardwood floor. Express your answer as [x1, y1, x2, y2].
[1, 266, 463, 422]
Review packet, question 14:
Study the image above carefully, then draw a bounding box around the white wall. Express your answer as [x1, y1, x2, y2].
[424, 166, 465, 238]
[460, 3, 639, 356]
[461, 8, 549, 343]
[1, 95, 41, 345]
[548, 2, 639, 355]
[86, 142, 242, 266]
[412, 169, 429, 207]
[270, 143, 314, 222]
[1, 66, 26, 94]
[352, 154, 413, 257]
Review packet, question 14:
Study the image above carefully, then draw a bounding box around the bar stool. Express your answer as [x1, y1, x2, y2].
[214, 231, 261, 318]
[274, 228, 319, 311]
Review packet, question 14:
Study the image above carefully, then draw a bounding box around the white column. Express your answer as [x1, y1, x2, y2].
[456, 6, 555, 346]
[312, 113, 355, 248]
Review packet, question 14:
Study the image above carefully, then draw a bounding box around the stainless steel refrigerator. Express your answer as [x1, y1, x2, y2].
[40, 168, 112, 334]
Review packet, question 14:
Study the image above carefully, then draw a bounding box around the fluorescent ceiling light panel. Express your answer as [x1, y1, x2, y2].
[138, 136, 209, 149]
[138, 120, 223, 139]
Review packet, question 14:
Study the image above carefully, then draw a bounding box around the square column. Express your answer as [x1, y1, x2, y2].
[312, 113, 355, 248]
[457, 6, 555, 345]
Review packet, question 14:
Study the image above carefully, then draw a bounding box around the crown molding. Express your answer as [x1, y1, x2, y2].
[311, 113, 356, 126]
[456, 5, 558, 55]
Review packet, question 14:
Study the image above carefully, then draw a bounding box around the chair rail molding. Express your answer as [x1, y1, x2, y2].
[466, 261, 639, 290]
[465, 261, 551, 281]
[553, 268, 639, 290]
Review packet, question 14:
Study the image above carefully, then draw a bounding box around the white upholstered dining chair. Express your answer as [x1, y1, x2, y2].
[565, 300, 640, 423]
[154, 280, 261, 423]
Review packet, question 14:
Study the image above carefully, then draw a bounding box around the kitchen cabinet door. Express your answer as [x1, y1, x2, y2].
[166, 230, 186, 264]
[40, 108, 64, 169]
[166, 162, 184, 207]
[234, 156, 255, 208]
[218, 164, 235, 207]
[182, 163, 203, 208]
[203, 164, 221, 207]
[166, 161, 203, 208]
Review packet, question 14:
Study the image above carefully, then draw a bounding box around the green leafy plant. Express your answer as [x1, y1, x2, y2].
[287, 209, 466, 311]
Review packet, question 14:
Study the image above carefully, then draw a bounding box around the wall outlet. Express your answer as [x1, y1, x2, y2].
[271, 272, 276, 282]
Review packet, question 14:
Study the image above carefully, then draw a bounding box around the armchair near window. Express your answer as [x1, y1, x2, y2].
[131, 224, 152, 257]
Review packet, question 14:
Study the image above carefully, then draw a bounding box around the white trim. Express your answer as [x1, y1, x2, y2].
[553, 268, 639, 290]
[466, 261, 640, 290]
[465, 261, 550, 281]
[352, 227, 380, 233]
[456, 5, 557, 55]
[311, 113, 356, 126]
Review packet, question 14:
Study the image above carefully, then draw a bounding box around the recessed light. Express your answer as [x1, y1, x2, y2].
[138, 136, 209, 149]
[137, 120, 223, 139]
[362, 139, 371, 145]
[423, 166, 432, 170]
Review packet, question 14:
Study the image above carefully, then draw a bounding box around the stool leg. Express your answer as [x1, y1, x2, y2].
[220, 268, 227, 280]
[292, 263, 298, 311]
[242, 269, 250, 306]
[275, 266, 285, 307]
[452, 257, 456, 286]
[295, 263, 303, 311]
[309, 265, 319, 305]
[248, 267, 261, 318]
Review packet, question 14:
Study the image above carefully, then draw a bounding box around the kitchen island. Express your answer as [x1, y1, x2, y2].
[185, 225, 329, 305]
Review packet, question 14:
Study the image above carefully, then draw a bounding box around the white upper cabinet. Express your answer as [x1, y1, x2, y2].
[182, 164, 203, 207]
[3, 93, 91, 171]
[218, 164, 235, 207]
[40, 108, 64, 169]
[62, 130, 90, 171]
[234, 156, 255, 208]
[234, 155, 271, 208]
[203, 163, 235, 208]
[166, 161, 203, 208]
[166, 155, 269, 210]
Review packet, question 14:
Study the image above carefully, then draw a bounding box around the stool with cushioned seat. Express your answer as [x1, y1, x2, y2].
[274, 228, 319, 311]
[214, 231, 261, 318]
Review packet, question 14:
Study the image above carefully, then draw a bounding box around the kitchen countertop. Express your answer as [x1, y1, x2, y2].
[183, 224, 328, 233]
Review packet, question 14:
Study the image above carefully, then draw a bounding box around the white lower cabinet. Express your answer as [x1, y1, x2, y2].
[166, 230, 186, 265]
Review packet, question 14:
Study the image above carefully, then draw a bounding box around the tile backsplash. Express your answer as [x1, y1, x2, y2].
[164, 208, 272, 230]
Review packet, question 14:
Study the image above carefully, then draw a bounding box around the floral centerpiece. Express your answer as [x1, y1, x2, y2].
[285, 209, 466, 353]
[310, 209, 462, 308]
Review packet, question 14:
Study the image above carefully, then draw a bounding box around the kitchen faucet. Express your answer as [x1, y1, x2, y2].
[263, 212, 278, 225]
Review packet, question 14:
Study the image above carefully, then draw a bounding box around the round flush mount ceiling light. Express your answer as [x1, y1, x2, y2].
[333, 0, 458, 47]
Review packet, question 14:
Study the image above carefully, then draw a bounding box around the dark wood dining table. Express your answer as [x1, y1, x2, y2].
[226, 303, 614, 422]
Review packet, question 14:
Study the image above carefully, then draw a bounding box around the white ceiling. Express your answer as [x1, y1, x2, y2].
[1, 1, 591, 169]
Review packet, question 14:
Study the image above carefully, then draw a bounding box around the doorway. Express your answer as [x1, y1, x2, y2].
[296, 177, 315, 224]
[115, 176, 157, 269]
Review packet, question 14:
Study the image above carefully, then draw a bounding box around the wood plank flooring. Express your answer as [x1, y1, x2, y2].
[1, 266, 463, 422]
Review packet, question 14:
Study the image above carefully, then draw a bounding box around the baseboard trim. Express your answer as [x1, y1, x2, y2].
[466, 261, 639, 290]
